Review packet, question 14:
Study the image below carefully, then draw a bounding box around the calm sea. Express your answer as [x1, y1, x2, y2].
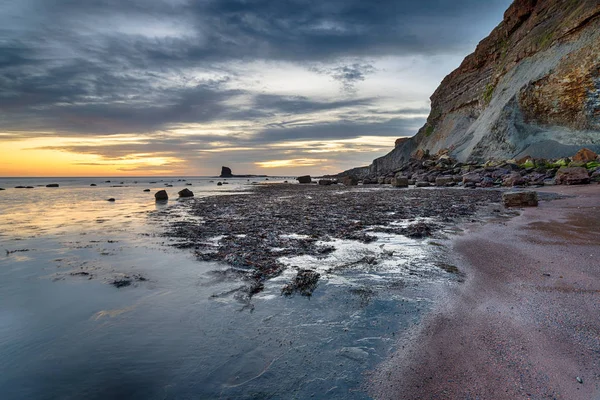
[0, 177, 442, 399]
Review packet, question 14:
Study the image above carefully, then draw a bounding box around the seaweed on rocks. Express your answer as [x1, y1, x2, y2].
[158, 184, 503, 299]
[281, 269, 321, 297]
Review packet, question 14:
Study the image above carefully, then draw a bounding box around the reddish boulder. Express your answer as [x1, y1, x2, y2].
[555, 167, 590, 185]
[572, 148, 598, 163]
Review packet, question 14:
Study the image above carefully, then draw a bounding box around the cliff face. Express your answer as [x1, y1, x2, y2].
[370, 0, 600, 176]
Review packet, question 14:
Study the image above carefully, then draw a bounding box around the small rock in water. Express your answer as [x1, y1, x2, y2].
[217, 182, 223, 186]
[107, 198, 116, 202]
[46, 183, 59, 187]
[178, 188, 194, 198]
[0, 188, 5, 191]
[155, 190, 168, 201]
[110, 278, 132, 288]
[90, 183, 97, 186]
[143, 189, 150, 192]
[282, 269, 320, 297]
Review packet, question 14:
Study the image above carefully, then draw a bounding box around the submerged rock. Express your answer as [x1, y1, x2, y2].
[155, 190, 169, 201]
[502, 191, 539, 207]
[282, 269, 320, 297]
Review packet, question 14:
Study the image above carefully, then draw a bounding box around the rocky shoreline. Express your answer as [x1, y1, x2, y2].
[338, 147, 600, 189]
[158, 184, 553, 306]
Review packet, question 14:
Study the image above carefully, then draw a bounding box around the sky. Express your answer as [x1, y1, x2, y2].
[0, 0, 512, 177]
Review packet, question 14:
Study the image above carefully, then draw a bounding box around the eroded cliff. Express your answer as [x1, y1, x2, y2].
[369, 0, 600, 176]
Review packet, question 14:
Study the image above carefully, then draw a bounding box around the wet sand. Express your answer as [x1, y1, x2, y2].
[371, 184, 600, 399]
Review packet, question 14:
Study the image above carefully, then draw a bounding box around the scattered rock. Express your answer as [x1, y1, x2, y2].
[155, 190, 169, 201]
[502, 191, 538, 207]
[297, 175, 312, 184]
[107, 198, 116, 202]
[435, 176, 454, 187]
[0, 188, 5, 191]
[143, 189, 151, 192]
[217, 182, 223, 186]
[46, 183, 59, 187]
[572, 148, 597, 163]
[391, 176, 409, 188]
[110, 278, 131, 288]
[186, 183, 193, 186]
[318, 179, 335, 186]
[90, 184, 97, 186]
[462, 172, 481, 185]
[281, 269, 320, 297]
[178, 188, 194, 198]
[341, 176, 358, 186]
[415, 181, 431, 188]
[555, 167, 590, 185]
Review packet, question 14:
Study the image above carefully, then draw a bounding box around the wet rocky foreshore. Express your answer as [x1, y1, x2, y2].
[160, 184, 515, 302]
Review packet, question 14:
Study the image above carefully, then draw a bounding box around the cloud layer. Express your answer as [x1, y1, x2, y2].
[0, 0, 511, 175]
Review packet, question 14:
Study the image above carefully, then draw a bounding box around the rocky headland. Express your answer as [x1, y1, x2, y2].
[344, 0, 600, 177]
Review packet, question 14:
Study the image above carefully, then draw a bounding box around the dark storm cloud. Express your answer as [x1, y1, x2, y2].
[0, 0, 511, 148]
[253, 117, 425, 143]
[252, 95, 375, 114]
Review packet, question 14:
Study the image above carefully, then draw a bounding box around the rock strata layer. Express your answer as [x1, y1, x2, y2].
[361, 0, 600, 176]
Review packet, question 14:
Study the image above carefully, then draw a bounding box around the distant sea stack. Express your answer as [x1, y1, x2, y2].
[364, 0, 600, 176]
[220, 166, 233, 178]
[219, 166, 267, 178]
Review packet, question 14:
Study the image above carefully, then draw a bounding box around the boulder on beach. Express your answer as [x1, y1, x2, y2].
[392, 176, 409, 188]
[435, 176, 453, 187]
[555, 167, 590, 185]
[46, 183, 59, 187]
[155, 190, 168, 201]
[502, 191, 538, 207]
[462, 172, 481, 185]
[341, 176, 358, 186]
[297, 175, 312, 184]
[572, 148, 598, 163]
[178, 188, 194, 198]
